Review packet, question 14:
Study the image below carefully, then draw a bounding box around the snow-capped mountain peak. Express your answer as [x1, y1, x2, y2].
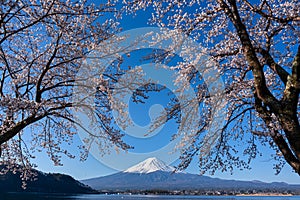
[124, 157, 174, 174]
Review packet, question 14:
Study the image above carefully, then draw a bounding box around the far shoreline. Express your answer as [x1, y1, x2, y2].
[236, 193, 293, 197]
[98, 191, 297, 197]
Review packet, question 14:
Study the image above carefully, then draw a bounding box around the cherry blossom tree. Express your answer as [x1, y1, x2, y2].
[120, 0, 300, 175]
[0, 0, 146, 185]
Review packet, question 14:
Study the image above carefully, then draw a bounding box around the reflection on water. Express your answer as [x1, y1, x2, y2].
[1, 193, 300, 200]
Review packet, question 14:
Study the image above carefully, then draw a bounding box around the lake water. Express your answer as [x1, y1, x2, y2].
[1, 194, 300, 200]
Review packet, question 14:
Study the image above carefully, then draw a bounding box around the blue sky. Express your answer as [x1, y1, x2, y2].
[33, 1, 300, 184]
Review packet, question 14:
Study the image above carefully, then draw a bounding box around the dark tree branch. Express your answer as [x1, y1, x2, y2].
[0, 113, 47, 145]
[242, 0, 300, 24]
[257, 47, 289, 85]
[272, 133, 300, 175]
[218, 0, 281, 112]
[35, 32, 62, 103]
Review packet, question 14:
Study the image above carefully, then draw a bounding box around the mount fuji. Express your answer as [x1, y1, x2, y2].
[82, 157, 300, 193]
[123, 157, 174, 174]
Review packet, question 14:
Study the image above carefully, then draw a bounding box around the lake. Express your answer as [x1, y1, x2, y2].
[1, 194, 300, 200]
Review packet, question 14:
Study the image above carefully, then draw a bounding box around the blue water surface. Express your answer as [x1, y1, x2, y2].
[1, 194, 300, 200]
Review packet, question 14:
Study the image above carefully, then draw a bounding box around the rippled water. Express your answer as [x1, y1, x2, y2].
[1, 194, 300, 200]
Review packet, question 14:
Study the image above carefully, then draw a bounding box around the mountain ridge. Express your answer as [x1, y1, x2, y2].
[0, 166, 96, 194]
[82, 157, 300, 194]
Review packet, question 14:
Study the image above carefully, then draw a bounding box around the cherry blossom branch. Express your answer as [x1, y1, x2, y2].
[242, 0, 300, 24]
[257, 47, 289, 85]
[272, 133, 300, 175]
[0, 113, 48, 145]
[36, 32, 62, 103]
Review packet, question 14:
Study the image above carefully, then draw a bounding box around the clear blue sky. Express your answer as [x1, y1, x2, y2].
[33, 1, 300, 184]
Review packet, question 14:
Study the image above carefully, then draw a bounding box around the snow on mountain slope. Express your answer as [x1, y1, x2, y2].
[123, 157, 174, 173]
